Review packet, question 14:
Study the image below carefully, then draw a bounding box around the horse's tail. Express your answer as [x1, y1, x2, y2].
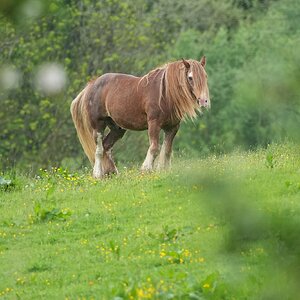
[70, 87, 95, 165]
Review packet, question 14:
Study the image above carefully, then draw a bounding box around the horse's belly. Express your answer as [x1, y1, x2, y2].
[107, 105, 148, 131]
[114, 117, 148, 131]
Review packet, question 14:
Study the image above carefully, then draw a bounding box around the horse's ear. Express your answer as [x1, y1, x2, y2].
[200, 56, 206, 67]
[181, 58, 190, 69]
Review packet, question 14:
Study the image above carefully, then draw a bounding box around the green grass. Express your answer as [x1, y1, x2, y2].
[1, 143, 300, 299]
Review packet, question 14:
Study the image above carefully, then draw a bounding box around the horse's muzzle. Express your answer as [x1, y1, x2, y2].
[197, 98, 210, 109]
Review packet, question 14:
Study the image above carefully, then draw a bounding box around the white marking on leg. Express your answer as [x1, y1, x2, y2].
[157, 142, 166, 170]
[157, 141, 171, 170]
[93, 157, 102, 178]
[141, 148, 154, 171]
[93, 133, 103, 178]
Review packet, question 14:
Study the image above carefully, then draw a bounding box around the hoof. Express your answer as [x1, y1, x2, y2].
[140, 165, 153, 173]
[93, 170, 103, 179]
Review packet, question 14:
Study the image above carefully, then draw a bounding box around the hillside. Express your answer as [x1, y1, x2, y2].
[1, 143, 300, 299]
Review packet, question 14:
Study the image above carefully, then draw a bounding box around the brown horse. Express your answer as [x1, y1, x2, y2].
[71, 57, 210, 178]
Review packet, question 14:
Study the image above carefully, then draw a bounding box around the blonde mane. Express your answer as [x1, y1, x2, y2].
[140, 60, 207, 121]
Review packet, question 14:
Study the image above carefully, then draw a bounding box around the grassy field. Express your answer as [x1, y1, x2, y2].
[1, 143, 300, 299]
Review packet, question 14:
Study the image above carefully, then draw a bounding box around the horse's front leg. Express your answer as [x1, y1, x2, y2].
[157, 124, 180, 170]
[141, 120, 161, 171]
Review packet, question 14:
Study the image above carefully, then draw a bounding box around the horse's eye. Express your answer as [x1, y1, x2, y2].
[188, 76, 193, 81]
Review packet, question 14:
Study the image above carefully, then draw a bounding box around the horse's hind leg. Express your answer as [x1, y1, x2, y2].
[93, 131, 104, 178]
[157, 124, 179, 170]
[102, 126, 126, 175]
[141, 120, 161, 171]
[93, 130, 116, 178]
[103, 127, 126, 153]
[92, 121, 106, 179]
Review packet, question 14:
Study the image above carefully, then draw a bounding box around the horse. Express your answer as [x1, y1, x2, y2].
[70, 57, 210, 178]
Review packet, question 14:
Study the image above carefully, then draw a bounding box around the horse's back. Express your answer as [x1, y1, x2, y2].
[91, 73, 148, 130]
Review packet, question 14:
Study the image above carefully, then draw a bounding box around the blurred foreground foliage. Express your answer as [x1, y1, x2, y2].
[0, 0, 299, 170]
[185, 142, 300, 299]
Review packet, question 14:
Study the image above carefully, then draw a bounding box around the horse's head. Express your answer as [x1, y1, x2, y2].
[182, 57, 210, 110]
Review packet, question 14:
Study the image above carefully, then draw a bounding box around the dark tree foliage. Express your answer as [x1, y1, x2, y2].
[1, 0, 298, 170]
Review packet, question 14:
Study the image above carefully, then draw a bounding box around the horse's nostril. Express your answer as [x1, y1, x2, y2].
[198, 98, 209, 106]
